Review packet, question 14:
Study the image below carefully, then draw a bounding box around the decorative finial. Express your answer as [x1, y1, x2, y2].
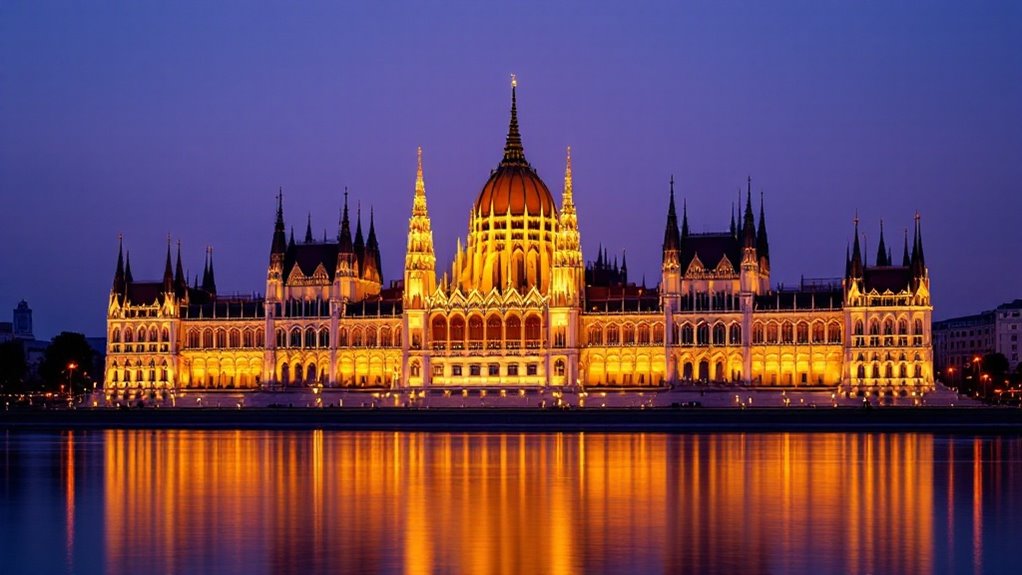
[511, 73, 517, 88]
[853, 211, 859, 226]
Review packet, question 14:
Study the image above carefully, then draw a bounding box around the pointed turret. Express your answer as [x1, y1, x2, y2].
[756, 190, 770, 267]
[620, 250, 628, 284]
[112, 236, 126, 299]
[270, 188, 287, 257]
[162, 238, 174, 294]
[875, 220, 889, 266]
[681, 197, 690, 241]
[730, 203, 736, 239]
[124, 251, 134, 284]
[500, 74, 528, 167]
[849, 216, 863, 279]
[363, 206, 382, 283]
[911, 213, 926, 278]
[902, 228, 910, 266]
[338, 189, 353, 252]
[742, 178, 756, 251]
[201, 247, 217, 295]
[288, 227, 295, 250]
[174, 240, 187, 295]
[662, 176, 682, 268]
[201, 249, 210, 291]
[354, 203, 365, 273]
[304, 213, 314, 244]
[403, 146, 437, 307]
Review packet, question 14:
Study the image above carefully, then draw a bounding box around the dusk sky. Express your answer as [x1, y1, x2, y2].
[2, 1, 1020, 339]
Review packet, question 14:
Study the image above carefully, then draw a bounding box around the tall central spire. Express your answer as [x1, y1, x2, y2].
[501, 74, 528, 167]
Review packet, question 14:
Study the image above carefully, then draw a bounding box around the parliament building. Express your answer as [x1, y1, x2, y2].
[103, 81, 934, 399]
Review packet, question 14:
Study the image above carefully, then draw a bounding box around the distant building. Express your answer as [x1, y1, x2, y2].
[12, 300, 33, 340]
[0, 322, 12, 343]
[104, 80, 934, 400]
[933, 299, 1022, 375]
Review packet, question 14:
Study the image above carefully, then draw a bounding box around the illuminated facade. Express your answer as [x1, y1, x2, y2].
[104, 81, 934, 398]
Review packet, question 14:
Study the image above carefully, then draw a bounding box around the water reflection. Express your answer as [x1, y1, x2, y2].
[2, 431, 1021, 574]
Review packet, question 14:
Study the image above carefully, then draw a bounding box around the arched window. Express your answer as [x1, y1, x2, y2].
[486, 316, 502, 347]
[753, 323, 764, 344]
[366, 327, 377, 347]
[276, 328, 286, 348]
[869, 320, 880, 336]
[554, 359, 565, 376]
[883, 319, 894, 335]
[137, 327, 147, 343]
[623, 324, 636, 345]
[712, 323, 726, 346]
[338, 328, 348, 347]
[606, 324, 620, 345]
[187, 330, 199, 349]
[229, 330, 241, 348]
[431, 316, 447, 343]
[857, 364, 866, 379]
[812, 322, 824, 343]
[304, 327, 316, 348]
[351, 327, 364, 347]
[319, 328, 329, 348]
[697, 324, 709, 345]
[148, 327, 158, 342]
[637, 324, 650, 345]
[215, 329, 226, 348]
[256, 328, 264, 347]
[410, 361, 421, 377]
[781, 323, 794, 343]
[729, 324, 742, 345]
[766, 323, 778, 344]
[828, 323, 842, 343]
[123, 329, 133, 343]
[242, 329, 253, 348]
[380, 326, 393, 347]
[898, 319, 908, 335]
[280, 362, 290, 385]
[468, 316, 484, 346]
[290, 328, 302, 348]
[203, 329, 214, 349]
[652, 323, 664, 345]
[449, 317, 465, 347]
[914, 319, 923, 335]
[161, 327, 169, 342]
[589, 325, 603, 345]
[524, 315, 542, 345]
[506, 316, 521, 342]
[681, 324, 694, 345]
[899, 363, 907, 378]
[796, 322, 808, 344]
[854, 320, 864, 336]
[112, 328, 121, 343]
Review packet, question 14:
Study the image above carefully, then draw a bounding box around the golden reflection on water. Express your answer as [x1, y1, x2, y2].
[67, 431, 998, 574]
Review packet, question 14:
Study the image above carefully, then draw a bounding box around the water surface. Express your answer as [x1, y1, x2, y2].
[1, 430, 1020, 574]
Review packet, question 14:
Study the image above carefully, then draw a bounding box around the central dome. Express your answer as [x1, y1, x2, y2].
[473, 82, 557, 218]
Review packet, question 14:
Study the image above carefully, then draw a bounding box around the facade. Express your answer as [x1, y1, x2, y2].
[103, 82, 934, 400]
[933, 299, 1022, 375]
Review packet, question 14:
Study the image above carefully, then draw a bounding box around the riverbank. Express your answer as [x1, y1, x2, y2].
[2, 406, 1021, 433]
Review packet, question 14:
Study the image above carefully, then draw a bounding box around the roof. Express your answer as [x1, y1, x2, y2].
[285, 242, 340, 281]
[862, 266, 913, 293]
[125, 282, 164, 305]
[681, 233, 742, 275]
[754, 289, 844, 311]
[585, 285, 661, 314]
[474, 165, 557, 218]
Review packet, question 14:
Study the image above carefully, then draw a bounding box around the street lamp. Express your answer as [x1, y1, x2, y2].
[66, 362, 78, 403]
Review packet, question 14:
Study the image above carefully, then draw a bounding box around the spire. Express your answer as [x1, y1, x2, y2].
[304, 213, 313, 244]
[845, 243, 851, 278]
[338, 188, 353, 252]
[730, 203, 736, 238]
[163, 237, 175, 294]
[271, 188, 286, 256]
[202, 246, 217, 295]
[742, 177, 756, 250]
[288, 226, 295, 250]
[902, 228, 910, 266]
[911, 212, 926, 277]
[875, 220, 888, 266]
[112, 235, 126, 296]
[620, 250, 628, 283]
[756, 190, 770, 264]
[175, 240, 187, 294]
[681, 198, 690, 240]
[365, 205, 381, 283]
[662, 176, 682, 260]
[500, 74, 528, 167]
[562, 145, 574, 209]
[124, 250, 134, 284]
[849, 214, 863, 278]
[354, 202, 365, 271]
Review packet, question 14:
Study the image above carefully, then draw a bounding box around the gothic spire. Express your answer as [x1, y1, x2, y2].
[756, 190, 770, 264]
[366, 205, 381, 282]
[662, 175, 682, 261]
[354, 202, 365, 271]
[681, 197, 690, 240]
[902, 228, 910, 267]
[742, 177, 756, 250]
[730, 203, 736, 239]
[175, 240, 187, 294]
[112, 235, 125, 296]
[304, 213, 313, 244]
[124, 250, 133, 284]
[849, 214, 863, 278]
[500, 74, 528, 167]
[163, 237, 175, 294]
[911, 213, 926, 277]
[875, 220, 889, 266]
[338, 188, 353, 253]
[288, 226, 295, 250]
[271, 188, 287, 256]
[202, 246, 217, 295]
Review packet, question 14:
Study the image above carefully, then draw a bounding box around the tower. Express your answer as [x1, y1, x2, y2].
[551, 147, 584, 307]
[661, 176, 682, 298]
[403, 147, 437, 386]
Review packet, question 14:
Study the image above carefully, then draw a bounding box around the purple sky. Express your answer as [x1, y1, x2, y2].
[2, 1, 1020, 339]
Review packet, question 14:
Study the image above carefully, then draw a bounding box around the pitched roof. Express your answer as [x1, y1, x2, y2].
[681, 233, 742, 275]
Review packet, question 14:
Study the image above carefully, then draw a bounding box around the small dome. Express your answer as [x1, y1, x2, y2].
[475, 165, 556, 217]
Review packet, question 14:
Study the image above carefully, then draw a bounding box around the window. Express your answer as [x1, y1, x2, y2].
[470, 364, 481, 376]
[489, 364, 500, 376]
[527, 364, 538, 376]
[432, 364, 444, 377]
[554, 360, 565, 377]
[507, 364, 519, 376]
[452, 365, 463, 376]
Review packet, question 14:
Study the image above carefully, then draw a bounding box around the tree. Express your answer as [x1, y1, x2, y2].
[982, 352, 1010, 380]
[0, 340, 27, 393]
[38, 332, 94, 394]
